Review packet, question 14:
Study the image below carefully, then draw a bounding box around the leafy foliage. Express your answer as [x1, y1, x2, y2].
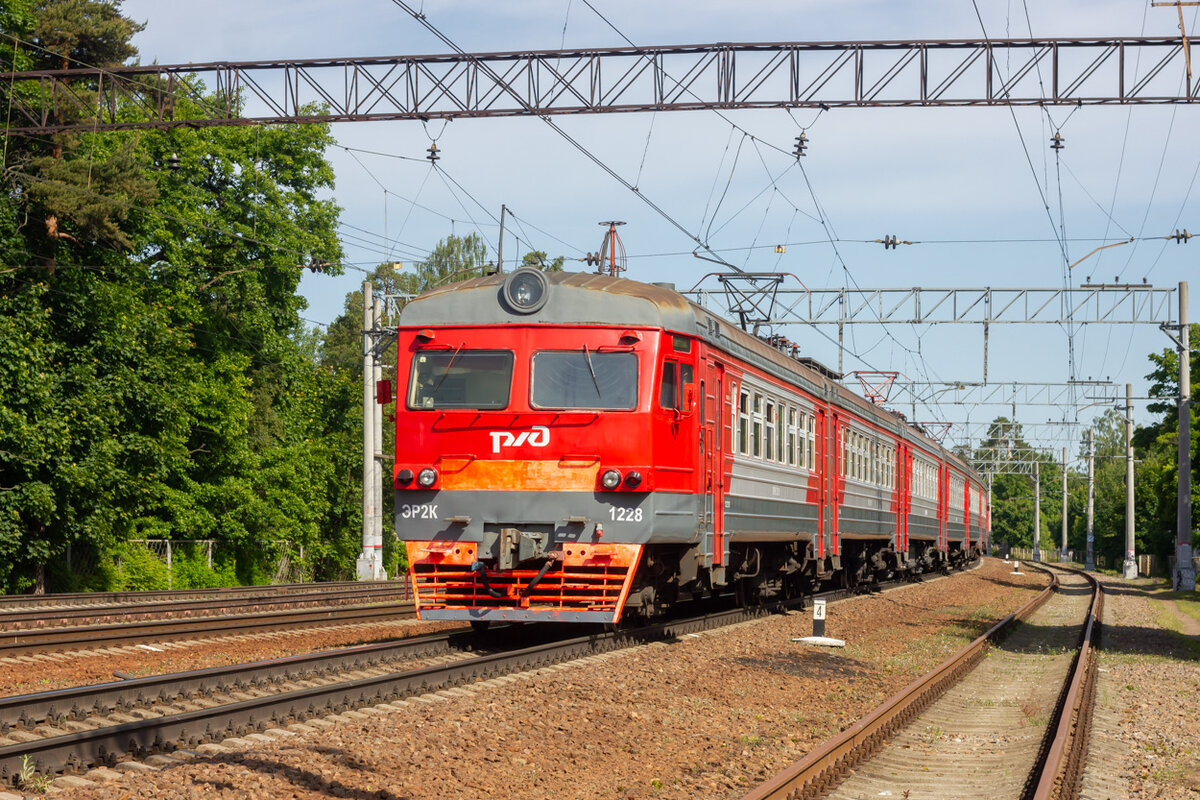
[0, 0, 354, 592]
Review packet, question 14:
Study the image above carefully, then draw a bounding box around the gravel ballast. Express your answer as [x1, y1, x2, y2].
[1081, 573, 1200, 800]
[42, 560, 1052, 800]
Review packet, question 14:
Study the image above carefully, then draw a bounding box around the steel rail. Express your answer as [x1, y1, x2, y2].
[1031, 566, 1104, 800]
[0, 626, 475, 732]
[0, 580, 409, 611]
[0, 585, 413, 629]
[0, 603, 786, 780]
[741, 563, 1061, 800]
[0, 602, 415, 656]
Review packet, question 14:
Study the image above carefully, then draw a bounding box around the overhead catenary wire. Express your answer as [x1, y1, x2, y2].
[389, 0, 746, 273]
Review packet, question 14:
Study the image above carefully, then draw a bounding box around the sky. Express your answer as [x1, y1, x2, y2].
[119, 0, 1199, 460]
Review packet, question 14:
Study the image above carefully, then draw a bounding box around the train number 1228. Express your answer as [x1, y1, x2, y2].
[609, 507, 643, 522]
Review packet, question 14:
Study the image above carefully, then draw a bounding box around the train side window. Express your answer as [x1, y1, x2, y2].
[787, 408, 797, 467]
[806, 414, 814, 468]
[765, 401, 775, 461]
[752, 393, 763, 458]
[738, 390, 749, 454]
[776, 407, 785, 463]
[659, 361, 679, 409]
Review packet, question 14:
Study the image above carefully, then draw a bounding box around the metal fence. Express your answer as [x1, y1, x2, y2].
[1002, 546, 1171, 577]
[125, 539, 306, 589]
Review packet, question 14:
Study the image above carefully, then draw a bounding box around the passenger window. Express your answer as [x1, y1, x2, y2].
[765, 401, 775, 461]
[752, 393, 763, 458]
[738, 390, 749, 454]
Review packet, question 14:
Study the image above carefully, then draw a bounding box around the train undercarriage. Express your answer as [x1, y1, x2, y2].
[621, 538, 980, 622]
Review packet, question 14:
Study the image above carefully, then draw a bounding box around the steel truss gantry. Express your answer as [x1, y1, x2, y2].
[893, 380, 1119, 408]
[741, 285, 1178, 327]
[3, 36, 1198, 135]
[692, 282, 1177, 377]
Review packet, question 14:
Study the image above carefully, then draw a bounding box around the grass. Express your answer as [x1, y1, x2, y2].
[18, 755, 52, 794]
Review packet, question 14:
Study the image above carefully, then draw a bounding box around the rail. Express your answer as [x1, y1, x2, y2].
[742, 563, 1063, 800]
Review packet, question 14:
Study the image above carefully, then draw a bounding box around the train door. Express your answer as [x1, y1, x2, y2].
[894, 443, 906, 554]
[938, 463, 948, 552]
[964, 478, 971, 552]
[828, 410, 841, 559]
[701, 361, 726, 573]
[815, 407, 827, 559]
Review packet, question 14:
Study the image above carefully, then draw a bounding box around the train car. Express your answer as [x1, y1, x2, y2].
[393, 269, 987, 626]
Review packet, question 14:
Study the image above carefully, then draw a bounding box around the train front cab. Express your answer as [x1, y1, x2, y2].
[393, 282, 707, 626]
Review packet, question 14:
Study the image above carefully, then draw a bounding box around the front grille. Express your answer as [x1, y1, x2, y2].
[406, 542, 641, 614]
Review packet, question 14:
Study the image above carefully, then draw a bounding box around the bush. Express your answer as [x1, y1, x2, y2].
[113, 543, 170, 591]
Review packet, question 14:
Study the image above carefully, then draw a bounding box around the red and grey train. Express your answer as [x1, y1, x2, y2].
[394, 269, 988, 626]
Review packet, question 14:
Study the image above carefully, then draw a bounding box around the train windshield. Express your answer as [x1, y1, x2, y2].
[408, 349, 514, 410]
[531, 350, 638, 410]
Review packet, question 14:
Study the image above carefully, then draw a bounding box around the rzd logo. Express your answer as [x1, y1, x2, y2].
[489, 425, 550, 454]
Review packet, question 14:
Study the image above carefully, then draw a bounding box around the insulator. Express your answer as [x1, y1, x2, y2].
[793, 132, 809, 159]
[166, 152, 181, 172]
[1050, 132, 1065, 151]
[427, 143, 440, 162]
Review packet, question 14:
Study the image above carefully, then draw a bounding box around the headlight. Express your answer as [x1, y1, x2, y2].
[397, 468, 414, 486]
[417, 467, 438, 487]
[503, 268, 549, 313]
[601, 469, 622, 489]
[624, 470, 642, 488]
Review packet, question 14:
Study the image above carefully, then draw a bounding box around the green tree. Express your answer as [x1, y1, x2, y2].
[0, 1, 348, 591]
[971, 417, 1061, 551]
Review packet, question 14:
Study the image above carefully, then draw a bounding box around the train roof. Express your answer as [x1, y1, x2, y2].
[399, 270, 699, 331]
[400, 270, 981, 482]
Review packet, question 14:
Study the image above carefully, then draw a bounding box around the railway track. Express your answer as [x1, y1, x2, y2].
[0, 562, 981, 788]
[743, 562, 1102, 800]
[0, 601, 798, 786]
[0, 600, 416, 656]
[0, 580, 407, 613]
[0, 583, 413, 631]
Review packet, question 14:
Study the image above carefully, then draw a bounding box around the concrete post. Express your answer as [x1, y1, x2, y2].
[1123, 383, 1138, 580]
[1033, 460, 1041, 562]
[357, 282, 377, 581]
[1175, 281, 1195, 590]
[372, 296, 386, 580]
[1061, 447, 1069, 561]
[986, 475, 992, 556]
[1086, 429, 1095, 571]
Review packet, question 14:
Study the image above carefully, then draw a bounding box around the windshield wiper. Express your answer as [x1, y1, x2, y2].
[432, 342, 465, 394]
[582, 344, 602, 398]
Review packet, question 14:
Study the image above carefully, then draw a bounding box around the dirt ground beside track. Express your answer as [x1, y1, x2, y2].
[1082, 573, 1200, 800]
[0, 619, 460, 697]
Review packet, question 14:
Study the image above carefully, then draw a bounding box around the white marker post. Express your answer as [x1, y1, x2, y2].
[791, 597, 846, 648]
